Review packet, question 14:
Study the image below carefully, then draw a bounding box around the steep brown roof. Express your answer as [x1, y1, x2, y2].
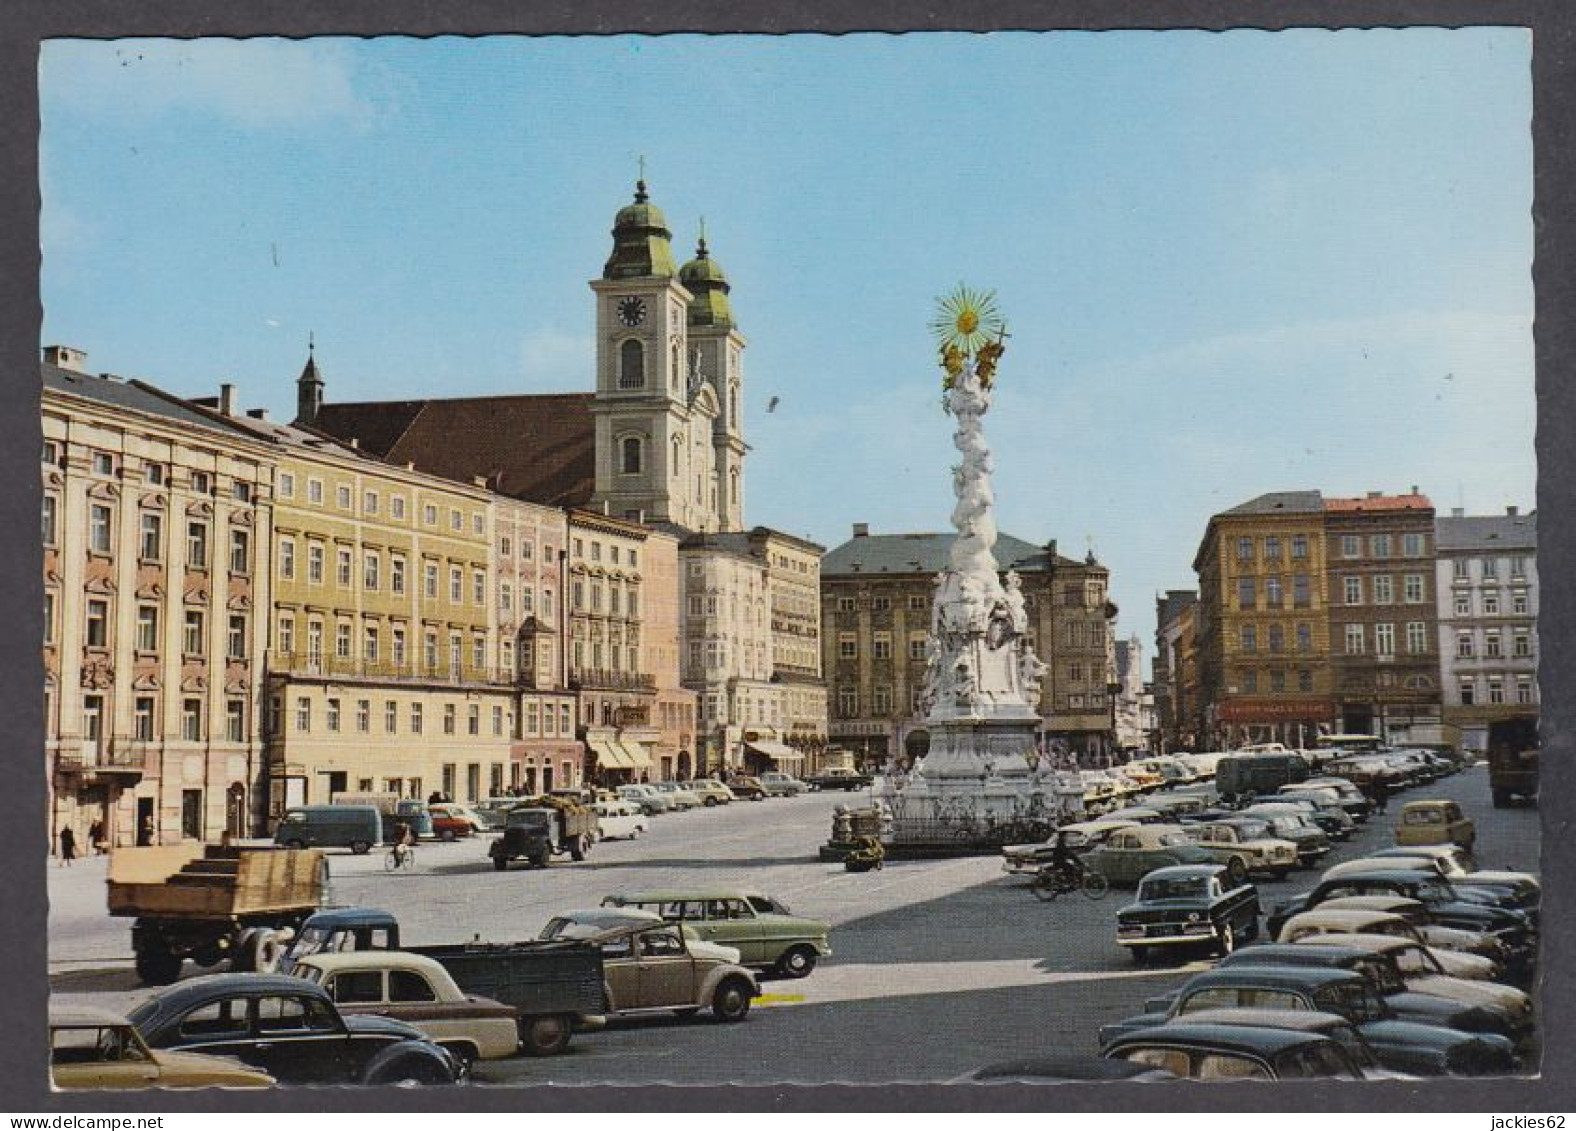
[1324, 493, 1433, 513]
[314, 393, 596, 507]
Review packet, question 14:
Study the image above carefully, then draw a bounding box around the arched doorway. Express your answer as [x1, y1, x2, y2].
[905, 730, 931, 765]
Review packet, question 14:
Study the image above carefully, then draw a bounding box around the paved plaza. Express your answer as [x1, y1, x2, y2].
[48, 769, 1539, 1085]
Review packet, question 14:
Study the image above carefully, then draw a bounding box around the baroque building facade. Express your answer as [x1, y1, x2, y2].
[820, 525, 1115, 768]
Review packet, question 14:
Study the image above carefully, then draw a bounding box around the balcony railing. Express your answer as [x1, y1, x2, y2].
[57, 740, 148, 774]
[569, 667, 655, 692]
[270, 652, 517, 687]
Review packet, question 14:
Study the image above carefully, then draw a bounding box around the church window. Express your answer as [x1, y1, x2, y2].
[622, 437, 642, 475]
[729, 468, 739, 505]
[671, 436, 681, 475]
[729, 382, 739, 423]
[671, 342, 681, 390]
[620, 339, 645, 389]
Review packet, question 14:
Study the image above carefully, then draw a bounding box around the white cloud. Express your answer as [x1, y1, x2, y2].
[42, 38, 380, 129]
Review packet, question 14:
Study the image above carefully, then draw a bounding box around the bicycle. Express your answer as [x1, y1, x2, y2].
[1030, 863, 1109, 902]
[383, 842, 417, 872]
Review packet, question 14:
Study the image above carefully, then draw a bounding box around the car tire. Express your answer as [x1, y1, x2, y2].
[367, 1056, 454, 1086]
[520, 1014, 573, 1057]
[569, 835, 587, 862]
[712, 978, 752, 1023]
[777, 946, 818, 979]
[1225, 856, 1248, 887]
[491, 855, 508, 871]
[133, 942, 183, 986]
[1130, 947, 1151, 966]
[440, 830, 456, 843]
[704, 797, 718, 807]
[349, 840, 371, 855]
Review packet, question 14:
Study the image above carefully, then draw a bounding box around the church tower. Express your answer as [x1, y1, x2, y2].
[295, 337, 324, 426]
[679, 228, 747, 531]
[589, 180, 723, 531]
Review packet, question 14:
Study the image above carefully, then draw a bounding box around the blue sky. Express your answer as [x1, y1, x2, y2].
[40, 31, 1535, 657]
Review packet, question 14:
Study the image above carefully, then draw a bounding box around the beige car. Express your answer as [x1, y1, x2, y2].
[1396, 799, 1476, 851]
[51, 1004, 274, 1090]
[1292, 933, 1531, 1023]
[293, 951, 521, 1062]
[596, 921, 759, 1022]
[1275, 908, 1499, 980]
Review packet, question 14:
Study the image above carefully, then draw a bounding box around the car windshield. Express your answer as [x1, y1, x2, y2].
[747, 895, 789, 915]
[1275, 1043, 1359, 1080]
[1232, 820, 1272, 839]
[1314, 981, 1386, 1023]
[1140, 876, 1208, 901]
[1403, 809, 1444, 825]
[1353, 957, 1406, 996]
[1156, 833, 1194, 847]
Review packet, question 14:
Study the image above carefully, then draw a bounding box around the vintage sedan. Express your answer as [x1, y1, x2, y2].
[1288, 777, 1373, 820]
[1152, 1009, 1414, 1080]
[1108, 960, 1519, 1072]
[1083, 824, 1218, 886]
[1267, 869, 1537, 953]
[292, 951, 520, 1063]
[686, 779, 736, 806]
[651, 781, 703, 809]
[1276, 909, 1500, 980]
[1321, 858, 1535, 914]
[594, 921, 759, 1023]
[727, 776, 768, 801]
[538, 907, 743, 964]
[1240, 805, 1331, 864]
[1115, 864, 1260, 961]
[127, 974, 464, 1085]
[1105, 1023, 1366, 1081]
[1396, 800, 1476, 851]
[758, 771, 810, 797]
[1184, 820, 1299, 882]
[51, 1004, 275, 1090]
[427, 804, 477, 841]
[601, 889, 831, 977]
[616, 784, 673, 815]
[1367, 846, 1540, 900]
[1290, 934, 1533, 1037]
[1000, 818, 1140, 874]
[1316, 895, 1511, 963]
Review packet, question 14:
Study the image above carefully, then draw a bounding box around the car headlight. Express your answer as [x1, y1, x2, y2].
[1187, 912, 1200, 923]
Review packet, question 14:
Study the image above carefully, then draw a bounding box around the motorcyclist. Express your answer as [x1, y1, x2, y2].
[392, 819, 415, 866]
[1048, 830, 1083, 885]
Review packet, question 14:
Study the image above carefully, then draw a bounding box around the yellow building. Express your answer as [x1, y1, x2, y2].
[42, 349, 275, 848]
[230, 354, 523, 813]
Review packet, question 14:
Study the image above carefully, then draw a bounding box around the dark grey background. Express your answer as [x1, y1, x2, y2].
[2, 0, 1570, 1113]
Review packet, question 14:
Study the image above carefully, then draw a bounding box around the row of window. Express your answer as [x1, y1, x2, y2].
[278, 614, 498, 672]
[280, 473, 485, 535]
[280, 538, 497, 605]
[46, 497, 254, 575]
[1450, 555, 1531, 581]
[53, 593, 250, 660]
[1235, 669, 1317, 694]
[1449, 589, 1531, 616]
[1454, 629, 1534, 660]
[1236, 534, 1314, 562]
[1235, 574, 1314, 610]
[276, 695, 573, 739]
[1337, 573, 1429, 606]
[49, 444, 254, 502]
[571, 538, 638, 567]
[571, 579, 640, 616]
[1239, 622, 1317, 655]
[74, 692, 247, 745]
[1458, 676, 1536, 706]
[1340, 622, 1432, 657]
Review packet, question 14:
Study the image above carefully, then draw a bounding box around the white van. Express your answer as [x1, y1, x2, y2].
[591, 799, 648, 841]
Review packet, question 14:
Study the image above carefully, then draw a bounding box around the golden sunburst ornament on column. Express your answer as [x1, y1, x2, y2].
[931, 284, 1008, 389]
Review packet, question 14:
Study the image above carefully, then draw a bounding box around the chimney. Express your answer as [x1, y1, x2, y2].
[1452, 507, 1464, 518]
[246, 408, 269, 420]
[42, 344, 88, 372]
[852, 523, 869, 538]
[219, 383, 235, 416]
[1366, 490, 1381, 499]
[1410, 484, 1419, 495]
[1507, 505, 1519, 517]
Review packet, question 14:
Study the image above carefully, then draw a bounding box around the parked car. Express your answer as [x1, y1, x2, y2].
[1114, 864, 1261, 961]
[1396, 799, 1476, 851]
[1367, 845, 1540, 900]
[651, 781, 703, 810]
[1315, 895, 1512, 964]
[51, 1004, 275, 1090]
[617, 783, 673, 815]
[428, 804, 476, 841]
[1276, 909, 1500, 980]
[1104, 1022, 1365, 1080]
[804, 767, 873, 792]
[1288, 778, 1372, 820]
[1108, 959, 1522, 1059]
[1000, 818, 1140, 873]
[1240, 805, 1331, 864]
[1141, 1009, 1414, 1080]
[1289, 934, 1532, 1034]
[592, 920, 759, 1023]
[126, 973, 465, 1085]
[1263, 792, 1356, 840]
[293, 951, 520, 1063]
[538, 907, 742, 964]
[591, 799, 649, 840]
[1183, 820, 1299, 882]
[1268, 868, 1538, 948]
[758, 771, 809, 797]
[1215, 752, 1311, 800]
[956, 1055, 1177, 1084]
[686, 779, 736, 806]
[727, 776, 768, 801]
[489, 802, 596, 869]
[601, 888, 832, 977]
[1083, 824, 1218, 886]
[1320, 858, 1536, 918]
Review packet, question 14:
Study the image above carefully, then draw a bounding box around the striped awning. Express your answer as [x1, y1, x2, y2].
[615, 740, 653, 770]
[746, 740, 803, 765]
[589, 740, 635, 769]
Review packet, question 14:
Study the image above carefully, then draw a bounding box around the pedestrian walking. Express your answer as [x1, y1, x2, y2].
[87, 819, 104, 855]
[1371, 776, 1391, 815]
[140, 814, 155, 846]
[58, 826, 77, 867]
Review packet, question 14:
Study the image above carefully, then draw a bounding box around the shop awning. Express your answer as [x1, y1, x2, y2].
[589, 739, 635, 770]
[746, 740, 803, 765]
[615, 740, 653, 770]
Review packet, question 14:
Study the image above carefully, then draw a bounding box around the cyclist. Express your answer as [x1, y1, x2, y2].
[391, 820, 416, 867]
[1048, 830, 1084, 886]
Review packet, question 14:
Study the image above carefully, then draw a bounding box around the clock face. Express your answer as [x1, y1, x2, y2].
[617, 296, 647, 327]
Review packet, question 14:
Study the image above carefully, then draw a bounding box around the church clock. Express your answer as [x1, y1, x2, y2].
[617, 296, 648, 327]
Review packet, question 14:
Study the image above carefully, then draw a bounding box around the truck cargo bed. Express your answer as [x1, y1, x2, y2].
[413, 940, 606, 1018]
[108, 845, 325, 919]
